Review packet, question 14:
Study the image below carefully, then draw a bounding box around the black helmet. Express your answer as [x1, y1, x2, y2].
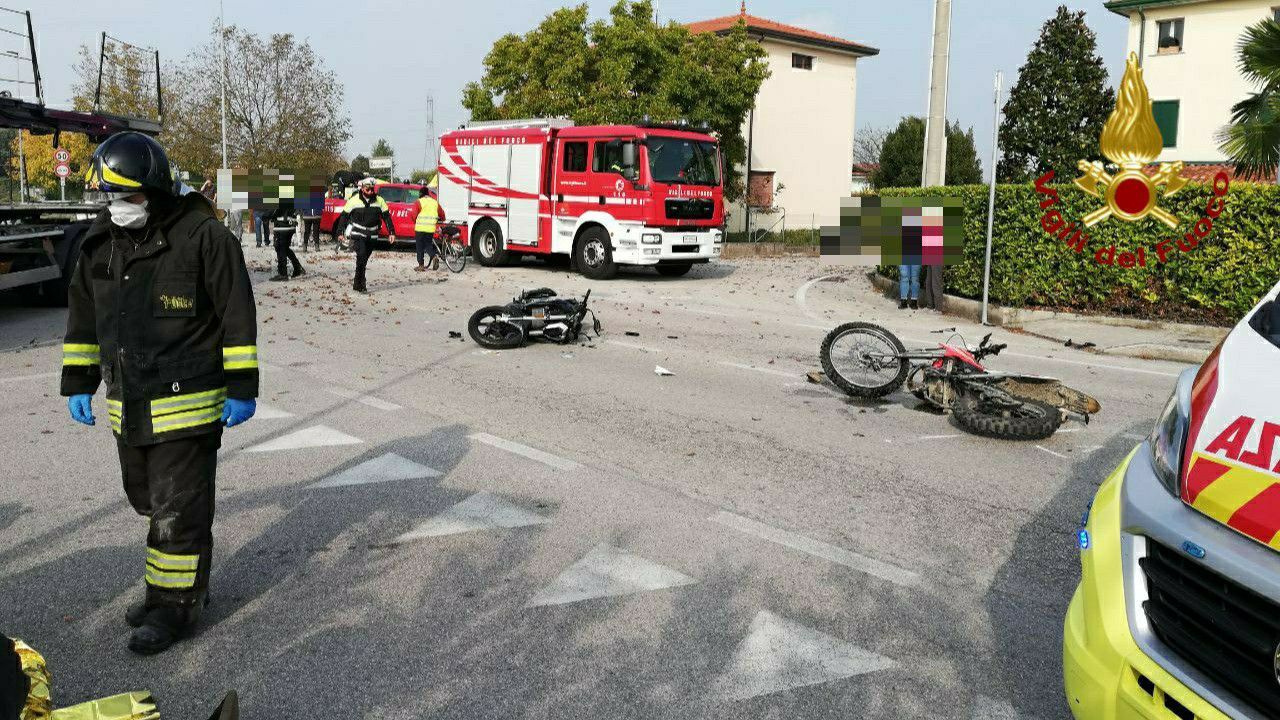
[84, 132, 173, 195]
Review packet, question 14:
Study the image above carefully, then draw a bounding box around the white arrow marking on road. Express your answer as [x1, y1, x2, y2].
[254, 403, 294, 419]
[713, 610, 897, 702]
[325, 386, 402, 410]
[245, 425, 363, 452]
[527, 543, 697, 607]
[396, 492, 550, 540]
[469, 432, 581, 471]
[710, 511, 921, 588]
[308, 452, 441, 489]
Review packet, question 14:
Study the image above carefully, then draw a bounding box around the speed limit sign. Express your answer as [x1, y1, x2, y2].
[54, 162, 71, 179]
[53, 147, 70, 164]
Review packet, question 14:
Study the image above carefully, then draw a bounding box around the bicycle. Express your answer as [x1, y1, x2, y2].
[431, 225, 468, 273]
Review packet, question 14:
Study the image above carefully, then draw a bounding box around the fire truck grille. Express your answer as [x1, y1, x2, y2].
[665, 199, 714, 220]
[1140, 539, 1280, 718]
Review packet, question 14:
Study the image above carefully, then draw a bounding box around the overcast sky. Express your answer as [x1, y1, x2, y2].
[20, 1, 1126, 178]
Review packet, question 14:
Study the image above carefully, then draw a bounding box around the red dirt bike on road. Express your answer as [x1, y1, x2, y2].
[819, 323, 1101, 440]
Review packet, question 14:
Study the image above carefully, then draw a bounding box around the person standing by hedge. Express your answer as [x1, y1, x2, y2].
[898, 264, 920, 309]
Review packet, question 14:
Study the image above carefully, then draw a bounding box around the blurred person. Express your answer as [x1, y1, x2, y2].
[898, 264, 919, 310]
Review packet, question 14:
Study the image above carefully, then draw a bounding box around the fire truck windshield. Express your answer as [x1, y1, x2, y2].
[647, 137, 720, 186]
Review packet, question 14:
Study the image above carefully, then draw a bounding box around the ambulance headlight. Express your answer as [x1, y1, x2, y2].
[1149, 387, 1189, 497]
[642, 233, 662, 245]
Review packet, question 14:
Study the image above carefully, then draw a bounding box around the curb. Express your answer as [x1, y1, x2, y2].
[865, 272, 1222, 364]
[722, 243, 819, 259]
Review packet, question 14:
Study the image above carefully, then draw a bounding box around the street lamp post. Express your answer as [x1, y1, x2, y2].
[6, 50, 25, 202]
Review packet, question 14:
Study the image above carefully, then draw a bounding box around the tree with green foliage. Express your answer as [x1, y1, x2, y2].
[996, 5, 1114, 182]
[409, 169, 437, 185]
[1219, 18, 1280, 180]
[371, 138, 394, 157]
[872, 117, 983, 188]
[350, 154, 370, 173]
[461, 0, 768, 201]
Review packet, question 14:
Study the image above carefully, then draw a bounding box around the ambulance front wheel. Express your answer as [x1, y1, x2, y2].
[575, 226, 617, 280]
[472, 221, 509, 267]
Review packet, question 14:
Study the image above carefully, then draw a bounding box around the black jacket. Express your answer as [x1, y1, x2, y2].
[335, 192, 394, 239]
[60, 194, 259, 446]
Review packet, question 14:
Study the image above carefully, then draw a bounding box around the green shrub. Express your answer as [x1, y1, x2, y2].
[874, 180, 1280, 323]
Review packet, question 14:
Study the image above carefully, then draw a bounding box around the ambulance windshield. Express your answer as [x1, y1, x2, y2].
[647, 137, 720, 186]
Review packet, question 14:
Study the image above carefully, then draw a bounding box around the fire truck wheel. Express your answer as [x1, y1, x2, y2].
[575, 226, 617, 280]
[655, 263, 692, 277]
[472, 221, 509, 267]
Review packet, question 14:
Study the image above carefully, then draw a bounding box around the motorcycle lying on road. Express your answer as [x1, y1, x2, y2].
[468, 288, 601, 349]
[819, 322, 1101, 440]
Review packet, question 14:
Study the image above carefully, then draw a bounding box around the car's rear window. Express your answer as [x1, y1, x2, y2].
[1248, 299, 1280, 350]
[377, 187, 418, 204]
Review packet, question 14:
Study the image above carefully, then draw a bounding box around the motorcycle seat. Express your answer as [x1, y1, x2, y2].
[520, 287, 557, 300]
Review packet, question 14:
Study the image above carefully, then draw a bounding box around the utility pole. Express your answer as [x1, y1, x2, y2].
[218, 0, 229, 170]
[920, 0, 952, 187]
[981, 70, 1003, 326]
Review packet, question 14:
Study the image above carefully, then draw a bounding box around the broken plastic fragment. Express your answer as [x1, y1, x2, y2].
[655, 365, 674, 376]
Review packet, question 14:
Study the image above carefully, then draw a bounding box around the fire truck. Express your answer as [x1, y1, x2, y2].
[437, 119, 724, 279]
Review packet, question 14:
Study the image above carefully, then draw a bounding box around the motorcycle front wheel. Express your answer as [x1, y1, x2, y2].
[468, 306, 525, 349]
[952, 391, 1061, 441]
[820, 322, 909, 398]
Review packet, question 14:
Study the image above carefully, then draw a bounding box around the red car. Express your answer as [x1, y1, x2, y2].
[320, 182, 430, 239]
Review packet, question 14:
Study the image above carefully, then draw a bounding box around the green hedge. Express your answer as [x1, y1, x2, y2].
[873, 180, 1280, 324]
[724, 228, 821, 245]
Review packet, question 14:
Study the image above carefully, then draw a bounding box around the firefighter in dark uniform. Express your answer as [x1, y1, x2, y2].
[61, 132, 258, 655]
[334, 177, 396, 293]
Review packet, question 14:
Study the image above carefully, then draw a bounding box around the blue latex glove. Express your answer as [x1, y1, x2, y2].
[221, 398, 256, 427]
[67, 394, 95, 425]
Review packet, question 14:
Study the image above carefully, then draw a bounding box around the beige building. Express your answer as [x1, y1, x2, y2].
[688, 7, 878, 235]
[1106, 0, 1275, 164]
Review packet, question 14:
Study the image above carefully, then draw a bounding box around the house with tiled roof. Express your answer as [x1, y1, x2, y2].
[687, 4, 879, 233]
[1105, 0, 1275, 180]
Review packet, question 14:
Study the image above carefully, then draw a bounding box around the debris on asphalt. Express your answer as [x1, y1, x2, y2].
[625, 331, 641, 337]
[1064, 338, 1097, 349]
[655, 365, 674, 376]
[562, 353, 574, 359]
[448, 331, 463, 339]
[667, 335, 678, 340]
[806, 371, 825, 384]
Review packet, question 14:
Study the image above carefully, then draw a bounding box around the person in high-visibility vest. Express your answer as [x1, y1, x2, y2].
[411, 186, 444, 272]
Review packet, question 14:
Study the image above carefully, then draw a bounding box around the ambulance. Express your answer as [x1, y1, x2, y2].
[1064, 279, 1280, 719]
[437, 118, 724, 279]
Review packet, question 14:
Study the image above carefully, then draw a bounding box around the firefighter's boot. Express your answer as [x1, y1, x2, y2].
[129, 599, 202, 655]
[125, 600, 148, 628]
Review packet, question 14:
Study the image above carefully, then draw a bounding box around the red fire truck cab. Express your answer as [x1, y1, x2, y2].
[438, 119, 724, 279]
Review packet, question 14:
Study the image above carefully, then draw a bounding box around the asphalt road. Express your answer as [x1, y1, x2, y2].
[0, 243, 1191, 719]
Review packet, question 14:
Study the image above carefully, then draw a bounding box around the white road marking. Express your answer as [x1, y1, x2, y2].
[719, 361, 797, 379]
[915, 434, 962, 441]
[397, 492, 550, 540]
[254, 403, 294, 419]
[713, 610, 897, 702]
[308, 452, 441, 489]
[709, 511, 921, 588]
[245, 425, 364, 453]
[1035, 445, 1069, 459]
[469, 432, 581, 471]
[607, 340, 664, 353]
[0, 371, 58, 384]
[527, 543, 697, 607]
[325, 386, 402, 411]
[1056, 428, 1082, 433]
[793, 274, 844, 321]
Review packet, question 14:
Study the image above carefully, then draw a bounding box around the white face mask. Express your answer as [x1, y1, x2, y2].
[108, 198, 150, 229]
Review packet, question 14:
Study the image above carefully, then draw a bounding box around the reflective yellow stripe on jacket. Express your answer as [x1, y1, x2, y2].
[107, 398, 123, 434]
[150, 388, 226, 434]
[145, 548, 199, 589]
[414, 197, 439, 233]
[223, 345, 258, 371]
[62, 343, 100, 367]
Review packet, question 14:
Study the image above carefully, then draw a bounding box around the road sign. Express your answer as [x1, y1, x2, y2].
[54, 162, 71, 179]
[53, 148, 70, 164]
[369, 156, 393, 170]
